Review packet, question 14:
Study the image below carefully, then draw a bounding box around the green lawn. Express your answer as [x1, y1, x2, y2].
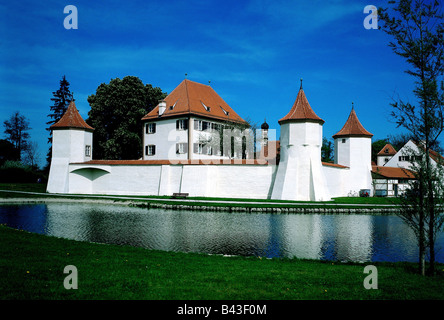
[0, 225, 443, 300]
[0, 183, 401, 207]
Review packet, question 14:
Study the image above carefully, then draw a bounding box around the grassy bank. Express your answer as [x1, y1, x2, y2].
[0, 183, 401, 210]
[0, 225, 443, 300]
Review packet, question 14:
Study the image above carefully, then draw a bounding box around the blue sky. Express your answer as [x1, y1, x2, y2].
[0, 0, 420, 167]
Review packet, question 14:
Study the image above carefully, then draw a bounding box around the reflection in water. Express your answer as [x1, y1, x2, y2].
[0, 202, 443, 263]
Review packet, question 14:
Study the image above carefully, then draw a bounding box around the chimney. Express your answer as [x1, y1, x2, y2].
[158, 100, 166, 116]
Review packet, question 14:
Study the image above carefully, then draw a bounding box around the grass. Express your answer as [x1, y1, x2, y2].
[0, 183, 401, 209]
[0, 225, 443, 300]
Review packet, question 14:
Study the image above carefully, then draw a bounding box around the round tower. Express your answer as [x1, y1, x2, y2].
[333, 104, 373, 195]
[271, 81, 330, 201]
[47, 101, 94, 193]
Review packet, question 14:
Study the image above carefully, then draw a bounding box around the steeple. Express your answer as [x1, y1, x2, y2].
[278, 85, 324, 125]
[332, 105, 372, 139]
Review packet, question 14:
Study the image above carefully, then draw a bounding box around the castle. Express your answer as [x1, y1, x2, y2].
[46, 79, 414, 201]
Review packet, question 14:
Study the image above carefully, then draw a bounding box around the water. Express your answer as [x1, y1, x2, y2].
[1, 202, 443, 263]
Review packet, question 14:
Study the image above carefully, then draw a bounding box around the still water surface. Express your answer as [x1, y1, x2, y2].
[1, 202, 443, 263]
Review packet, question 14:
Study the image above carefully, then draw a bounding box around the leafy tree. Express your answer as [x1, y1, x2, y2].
[371, 139, 389, 163]
[0, 139, 19, 166]
[3, 111, 31, 161]
[46, 75, 73, 168]
[86, 76, 166, 160]
[379, 0, 444, 275]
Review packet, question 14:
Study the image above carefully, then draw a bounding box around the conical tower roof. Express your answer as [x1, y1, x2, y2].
[278, 87, 324, 125]
[332, 106, 372, 139]
[50, 101, 94, 131]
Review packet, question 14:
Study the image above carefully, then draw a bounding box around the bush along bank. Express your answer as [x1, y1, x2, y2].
[129, 201, 400, 215]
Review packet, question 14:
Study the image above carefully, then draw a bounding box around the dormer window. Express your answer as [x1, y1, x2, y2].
[170, 101, 177, 110]
[220, 106, 229, 116]
[201, 102, 211, 112]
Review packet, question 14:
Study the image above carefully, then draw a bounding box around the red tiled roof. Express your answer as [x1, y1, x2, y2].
[141, 79, 247, 125]
[50, 101, 94, 131]
[322, 162, 348, 169]
[333, 107, 372, 139]
[372, 165, 416, 179]
[278, 88, 324, 124]
[71, 159, 269, 166]
[377, 143, 397, 156]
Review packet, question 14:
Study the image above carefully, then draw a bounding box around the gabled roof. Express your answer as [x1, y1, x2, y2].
[141, 79, 247, 125]
[278, 88, 324, 124]
[372, 165, 416, 179]
[332, 107, 372, 139]
[377, 143, 397, 156]
[50, 101, 94, 131]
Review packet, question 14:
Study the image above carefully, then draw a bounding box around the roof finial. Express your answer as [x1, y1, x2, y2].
[300, 78, 303, 90]
[208, 80, 211, 86]
[185, 73, 188, 79]
[351, 101, 354, 110]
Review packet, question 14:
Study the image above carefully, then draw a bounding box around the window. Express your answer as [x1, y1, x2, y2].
[384, 148, 389, 154]
[220, 106, 229, 116]
[176, 143, 187, 154]
[201, 101, 211, 112]
[145, 145, 156, 156]
[399, 155, 422, 162]
[146, 123, 156, 134]
[194, 143, 204, 154]
[176, 119, 188, 130]
[207, 145, 213, 155]
[85, 145, 91, 157]
[342, 139, 346, 143]
[195, 120, 210, 131]
[211, 123, 220, 132]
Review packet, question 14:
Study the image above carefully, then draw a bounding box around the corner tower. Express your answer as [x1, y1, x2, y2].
[333, 104, 373, 195]
[47, 101, 94, 193]
[271, 81, 330, 201]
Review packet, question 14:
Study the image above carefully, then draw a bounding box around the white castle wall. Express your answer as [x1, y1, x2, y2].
[67, 162, 277, 199]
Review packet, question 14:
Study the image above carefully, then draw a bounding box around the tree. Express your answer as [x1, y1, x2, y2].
[0, 139, 19, 166]
[22, 140, 40, 170]
[321, 137, 334, 162]
[379, 0, 444, 275]
[46, 75, 73, 168]
[3, 111, 31, 161]
[86, 76, 166, 160]
[371, 138, 389, 163]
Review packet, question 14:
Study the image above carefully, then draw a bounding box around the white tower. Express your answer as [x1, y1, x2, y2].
[46, 101, 94, 193]
[333, 105, 373, 195]
[271, 81, 330, 201]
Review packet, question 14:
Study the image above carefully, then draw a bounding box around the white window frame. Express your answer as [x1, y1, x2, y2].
[176, 143, 187, 154]
[146, 145, 156, 156]
[146, 123, 156, 134]
[177, 119, 187, 130]
[85, 145, 91, 157]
